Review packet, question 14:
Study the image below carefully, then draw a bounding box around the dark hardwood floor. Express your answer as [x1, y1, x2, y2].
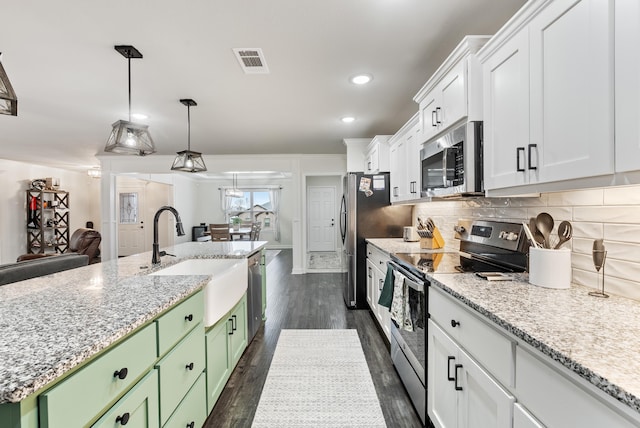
[205, 249, 423, 428]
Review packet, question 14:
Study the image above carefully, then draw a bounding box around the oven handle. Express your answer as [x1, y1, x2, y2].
[388, 260, 426, 284]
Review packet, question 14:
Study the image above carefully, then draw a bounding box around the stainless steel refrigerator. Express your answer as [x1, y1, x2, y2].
[340, 172, 412, 309]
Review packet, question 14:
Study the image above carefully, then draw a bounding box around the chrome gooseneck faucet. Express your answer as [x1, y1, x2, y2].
[152, 206, 185, 265]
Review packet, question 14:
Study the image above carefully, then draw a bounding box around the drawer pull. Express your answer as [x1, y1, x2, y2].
[228, 318, 234, 335]
[450, 320, 460, 328]
[185, 314, 194, 322]
[116, 412, 130, 425]
[447, 356, 455, 381]
[231, 314, 237, 331]
[187, 422, 195, 428]
[185, 362, 194, 371]
[454, 364, 463, 391]
[113, 367, 128, 380]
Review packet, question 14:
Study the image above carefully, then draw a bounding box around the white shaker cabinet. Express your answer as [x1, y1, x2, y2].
[389, 138, 407, 203]
[428, 320, 515, 428]
[482, 29, 530, 190]
[364, 135, 391, 174]
[480, 0, 614, 193]
[415, 36, 489, 145]
[615, 0, 640, 172]
[365, 244, 391, 340]
[390, 113, 420, 203]
[528, 0, 614, 183]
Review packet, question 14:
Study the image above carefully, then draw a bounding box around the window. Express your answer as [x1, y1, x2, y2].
[222, 188, 281, 241]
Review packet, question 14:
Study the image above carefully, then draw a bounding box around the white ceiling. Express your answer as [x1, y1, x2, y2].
[1, 0, 526, 172]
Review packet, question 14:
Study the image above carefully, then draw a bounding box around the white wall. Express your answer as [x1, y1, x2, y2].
[0, 159, 101, 263]
[413, 184, 640, 301]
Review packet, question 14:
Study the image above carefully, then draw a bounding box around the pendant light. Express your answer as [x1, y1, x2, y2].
[171, 99, 207, 172]
[105, 45, 155, 156]
[0, 53, 18, 116]
[226, 173, 243, 197]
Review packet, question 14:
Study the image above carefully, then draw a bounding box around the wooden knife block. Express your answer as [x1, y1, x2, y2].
[420, 227, 445, 249]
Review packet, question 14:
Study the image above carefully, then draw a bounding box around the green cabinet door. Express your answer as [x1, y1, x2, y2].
[205, 317, 231, 413]
[228, 296, 247, 367]
[92, 369, 159, 428]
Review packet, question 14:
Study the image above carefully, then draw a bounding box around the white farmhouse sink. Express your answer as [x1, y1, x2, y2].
[149, 258, 247, 327]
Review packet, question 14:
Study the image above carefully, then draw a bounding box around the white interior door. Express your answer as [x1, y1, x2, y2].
[117, 188, 146, 257]
[307, 186, 336, 252]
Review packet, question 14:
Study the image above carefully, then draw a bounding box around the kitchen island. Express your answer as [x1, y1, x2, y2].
[0, 240, 267, 427]
[367, 238, 640, 426]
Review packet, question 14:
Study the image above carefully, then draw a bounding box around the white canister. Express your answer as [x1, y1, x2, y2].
[529, 247, 571, 289]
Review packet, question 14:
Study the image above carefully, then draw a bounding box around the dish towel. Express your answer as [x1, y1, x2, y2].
[390, 270, 413, 332]
[378, 265, 394, 308]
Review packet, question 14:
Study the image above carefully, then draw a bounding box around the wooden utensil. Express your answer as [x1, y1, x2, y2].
[554, 221, 572, 249]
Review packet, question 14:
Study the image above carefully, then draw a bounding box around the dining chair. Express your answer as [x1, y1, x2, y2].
[250, 222, 262, 241]
[209, 223, 231, 241]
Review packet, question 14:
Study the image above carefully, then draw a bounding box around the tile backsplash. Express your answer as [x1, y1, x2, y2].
[413, 185, 640, 301]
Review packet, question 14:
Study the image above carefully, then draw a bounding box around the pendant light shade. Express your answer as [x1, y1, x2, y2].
[171, 98, 207, 173]
[0, 53, 18, 116]
[105, 45, 155, 156]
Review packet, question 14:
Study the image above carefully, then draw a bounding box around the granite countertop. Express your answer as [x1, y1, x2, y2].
[0, 240, 267, 404]
[430, 272, 640, 414]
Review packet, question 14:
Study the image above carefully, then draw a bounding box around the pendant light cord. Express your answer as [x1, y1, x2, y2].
[127, 53, 132, 122]
[187, 104, 191, 151]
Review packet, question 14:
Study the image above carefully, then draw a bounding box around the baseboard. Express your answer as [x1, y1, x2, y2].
[291, 268, 305, 275]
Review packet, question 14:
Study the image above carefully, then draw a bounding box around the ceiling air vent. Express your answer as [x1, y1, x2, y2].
[233, 48, 270, 74]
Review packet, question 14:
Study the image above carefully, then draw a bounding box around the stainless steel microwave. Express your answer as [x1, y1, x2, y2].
[420, 121, 484, 198]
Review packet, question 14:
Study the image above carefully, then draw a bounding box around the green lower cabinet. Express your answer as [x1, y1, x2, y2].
[156, 324, 205, 425]
[163, 373, 206, 428]
[92, 369, 159, 428]
[229, 297, 248, 367]
[204, 294, 248, 414]
[39, 322, 157, 428]
[205, 316, 231, 413]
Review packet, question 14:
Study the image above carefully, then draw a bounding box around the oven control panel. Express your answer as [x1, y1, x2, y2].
[455, 219, 527, 252]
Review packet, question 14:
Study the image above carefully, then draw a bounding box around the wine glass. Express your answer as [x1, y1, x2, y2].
[589, 239, 609, 298]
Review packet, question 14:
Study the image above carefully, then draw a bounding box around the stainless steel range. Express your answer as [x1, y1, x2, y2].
[388, 219, 529, 426]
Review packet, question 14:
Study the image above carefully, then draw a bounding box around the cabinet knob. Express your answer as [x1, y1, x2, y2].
[451, 320, 460, 328]
[185, 362, 194, 371]
[113, 367, 128, 380]
[187, 422, 195, 428]
[116, 412, 130, 425]
[185, 314, 194, 322]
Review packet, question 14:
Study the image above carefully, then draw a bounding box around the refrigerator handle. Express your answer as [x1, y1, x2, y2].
[339, 194, 347, 245]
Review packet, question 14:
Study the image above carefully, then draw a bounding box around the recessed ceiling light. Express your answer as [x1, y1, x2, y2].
[341, 116, 355, 123]
[131, 113, 148, 120]
[350, 74, 372, 85]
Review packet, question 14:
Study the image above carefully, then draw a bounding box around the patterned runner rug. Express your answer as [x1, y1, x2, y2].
[252, 329, 387, 427]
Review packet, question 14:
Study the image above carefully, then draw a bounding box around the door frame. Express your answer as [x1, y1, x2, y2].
[302, 174, 343, 273]
[306, 185, 337, 253]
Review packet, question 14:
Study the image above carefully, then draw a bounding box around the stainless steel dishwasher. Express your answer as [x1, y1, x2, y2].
[247, 251, 263, 342]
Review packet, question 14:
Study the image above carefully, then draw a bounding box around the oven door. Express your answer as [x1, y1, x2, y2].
[389, 260, 427, 425]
